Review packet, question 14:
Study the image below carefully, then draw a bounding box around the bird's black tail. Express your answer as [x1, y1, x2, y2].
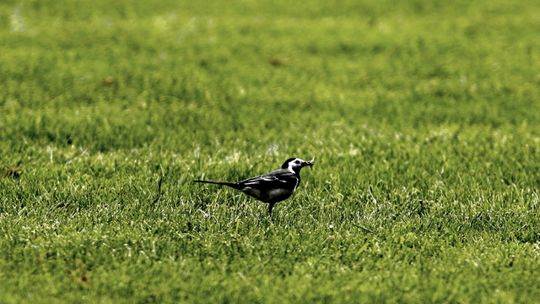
[193, 180, 240, 189]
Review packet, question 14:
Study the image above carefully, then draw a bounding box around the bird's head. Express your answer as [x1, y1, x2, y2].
[281, 157, 314, 173]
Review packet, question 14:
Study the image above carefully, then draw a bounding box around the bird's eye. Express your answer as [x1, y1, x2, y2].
[294, 160, 300, 164]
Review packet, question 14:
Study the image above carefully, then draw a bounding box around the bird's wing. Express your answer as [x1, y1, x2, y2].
[239, 169, 299, 192]
[236, 169, 301, 202]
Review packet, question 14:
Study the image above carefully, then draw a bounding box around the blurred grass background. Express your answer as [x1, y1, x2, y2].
[1, 0, 539, 302]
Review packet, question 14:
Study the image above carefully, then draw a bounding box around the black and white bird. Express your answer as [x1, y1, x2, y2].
[193, 157, 314, 215]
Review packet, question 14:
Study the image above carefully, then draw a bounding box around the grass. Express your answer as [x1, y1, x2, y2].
[1, 0, 539, 302]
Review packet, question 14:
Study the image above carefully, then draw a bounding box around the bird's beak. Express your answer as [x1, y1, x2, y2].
[304, 158, 315, 167]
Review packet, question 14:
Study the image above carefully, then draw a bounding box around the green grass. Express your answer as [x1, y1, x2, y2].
[1, 0, 540, 302]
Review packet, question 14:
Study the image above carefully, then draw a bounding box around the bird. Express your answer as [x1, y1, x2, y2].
[193, 157, 314, 215]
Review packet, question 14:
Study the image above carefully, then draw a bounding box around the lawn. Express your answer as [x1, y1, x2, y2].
[1, 0, 539, 302]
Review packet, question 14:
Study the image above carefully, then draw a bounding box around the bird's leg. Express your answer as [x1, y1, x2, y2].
[268, 202, 275, 216]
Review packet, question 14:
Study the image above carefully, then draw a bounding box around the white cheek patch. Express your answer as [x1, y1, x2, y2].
[287, 158, 300, 172]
